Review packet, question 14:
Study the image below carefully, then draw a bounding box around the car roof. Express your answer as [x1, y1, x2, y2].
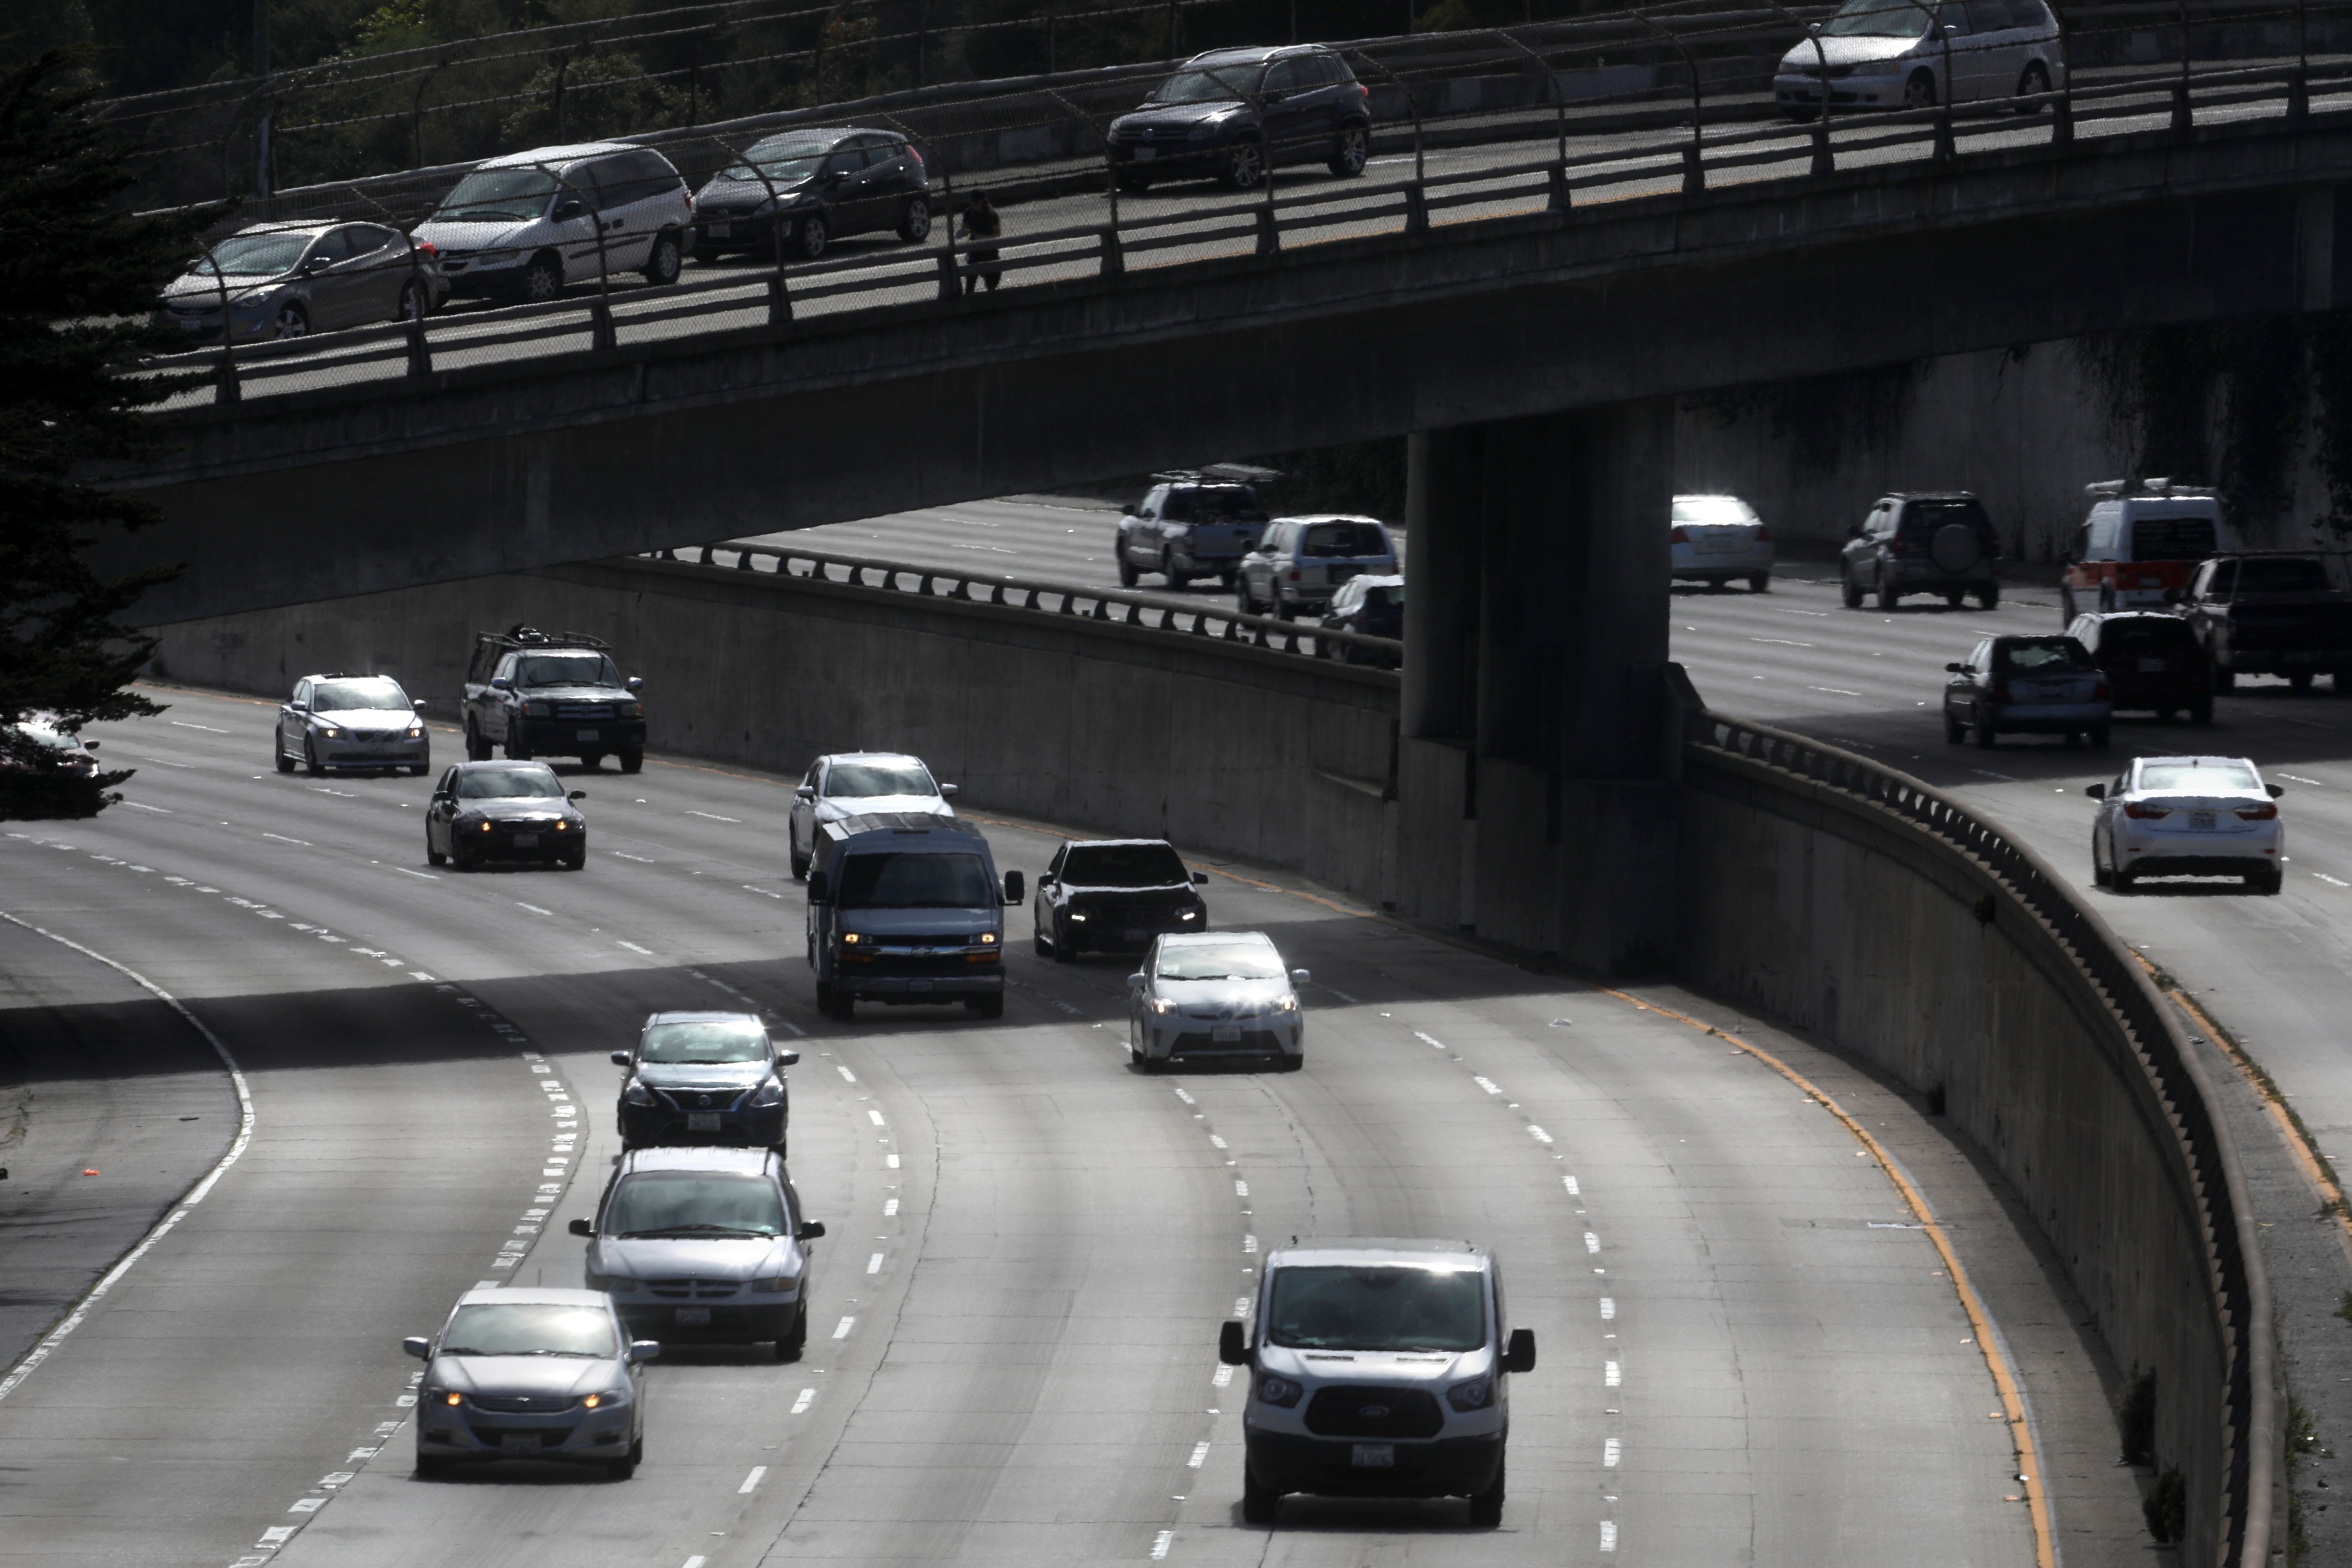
[641, 1010, 764, 1030]
[2133, 755, 2260, 770]
[1347, 574, 1405, 589]
[818, 811, 982, 844]
[819, 752, 929, 766]
[1186, 45, 1324, 67]
[476, 141, 641, 169]
[233, 221, 334, 238]
[1065, 837, 1177, 850]
[619, 1145, 777, 1175]
[750, 126, 894, 146]
[2077, 611, 2187, 622]
[1265, 1237, 1491, 1269]
[454, 1286, 613, 1308]
[1159, 929, 1273, 948]
[1884, 490, 1980, 501]
[448, 759, 559, 772]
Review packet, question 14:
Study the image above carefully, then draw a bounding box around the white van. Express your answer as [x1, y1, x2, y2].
[1774, 0, 2065, 115]
[1221, 1238, 1536, 1527]
[2060, 480, 2233, 620]
[416, 141, 693, 304]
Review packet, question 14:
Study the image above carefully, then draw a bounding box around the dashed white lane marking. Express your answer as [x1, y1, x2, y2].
[1151, 1530, 1175, 1560]
[1564, 1175, 1581, 1195]
[687, 810, 742, 823]
[744, 884, 783, 899]
[885, 1153, 900, 1169]
[616, 940, 654, 955]
[0, 916, 255, 1408]
[1601, 1520, 1619, 1551]
[867, 1253, 884, 1275]
[867, 1109, 886, 1126]
[170, 720, 229, 733]
[1604, 1437, 1622, 1466]
[2316, 873, 2350, 888]
[1472, 1077, 1501, 1095]
[261, 832, 313, 846]
[883, 1199, 899, 1216]
[832, 1316, 856, 1339]
[684, 1557, 709, 1568]
[611, 851, 655, 862]
[514, 902, 552, 916]
[1600, 1297, 1616, 1320]
[738, 1465, 767, 1494]
[837, 1065, 858, 1082]
[1212, 1365, 1233, 1388]
[1234, 1180, 1249, 1197]
[1242, 1234, 1257, 1252]
[288, 1497, 325, 1512]
[1172, 1088, 1196, 1105]
[1806, 685, 1863, 697]
[791, 1389, 815, 1414]
[1585, 1232, 1601, 1254]
[772, 1016, 807, 1037]
[2278, 773, 2326, 786]
[1606, 1361, 1623, 1387]
[1969, 768, 2021, 783]
[1413, 1031, 1446, 1050]
[120, 801, 171, 813]
[1187, 1441, 1210, 1468]
[1208, 1135, 1227, 1148]
[1749, 636, 1814, 647]
[407, 971, 438, 984]
[1527, 1125, 1554, 1144]
[1322, 986, 1360, 1003]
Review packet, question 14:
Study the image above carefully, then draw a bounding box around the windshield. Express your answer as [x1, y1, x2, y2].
[606, 1172, 786, 1238]
[440, 1302, 619, 1358]
[1362, 585, 1404, 610]
[1149, 67, 1252, 103]
[11, 724, 82, 752]
[513, 652, 620, 688]
[1157, 940, 1284, 982]
[311, 679, 409, 712]
[1062, 843, 1188, 886]
[434, 166, 561, 222]
[834, 850, 994, 909]
[187, 232, 314, 277]
[2138, 761, 2261, 794]
[2097, 619, 2196, 653]
[1267, 1265, 1487, 1352]
[1994, 638, 2090, 671]
[1821, 0, 1933, 36]
[1165, 488, 1265, 523]
[640, 1020, 769, 1065]
[1672, 497, 1760, 527]
[720, 138, 830, 183]
[456, 766, 565, 800]
[825, 761, 936, 799]
[2130, 514, 2218, 562]
[1300, 522, 1389, 559]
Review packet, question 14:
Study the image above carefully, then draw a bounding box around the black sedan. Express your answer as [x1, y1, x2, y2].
[1033, 839, 1208, 960]
[426, 761, 587, 869]
[1317, 573, 1401, 665]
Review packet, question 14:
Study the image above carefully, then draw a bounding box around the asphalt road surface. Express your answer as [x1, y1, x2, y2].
[0, 683, 2146, 1567]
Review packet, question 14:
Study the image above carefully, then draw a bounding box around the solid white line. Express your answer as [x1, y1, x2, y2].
[616, 941, 654, 955]
[0, 914, 255, 1406]
[867, 1253, 884, 1274]
[687, 810, 742, 823]
[611, 851, 655, 862]
[738, 1465, 766, 1494]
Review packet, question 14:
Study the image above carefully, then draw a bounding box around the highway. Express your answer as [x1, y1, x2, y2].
[0, 680, 2146, 1566]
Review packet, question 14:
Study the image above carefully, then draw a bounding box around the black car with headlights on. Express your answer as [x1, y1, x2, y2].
[426, 761, 588, 869]
[613, 1011, 799, 1154]
[692, 127, 932, 262]
[462, 625, 646, 772]
[1033, 838, 1208, 960]
[1107, 45, 1373, 192]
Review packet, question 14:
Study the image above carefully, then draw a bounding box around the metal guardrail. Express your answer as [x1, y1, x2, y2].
[1687, 709, 2274, 1568]
[131, 0, 2352, 409]
[641, 538, 1406, 667]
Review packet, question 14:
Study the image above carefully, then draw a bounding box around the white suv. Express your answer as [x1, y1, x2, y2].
[1222, 1238, 1536, 1527]
[417, 142, 692, 303]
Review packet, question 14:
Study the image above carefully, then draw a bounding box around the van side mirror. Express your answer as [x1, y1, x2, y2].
[1290, 968, 1311, 985]
[568, 1218, 594, 1237]
[1127, 973, 1149, 989]
[777, 1049, 801, 1066]
[402, 1336, 432, 1360]
[413, 698, 428, 710]
[797, 1221, 826, 1240]
[1003, 870, 1024, 905]
[610, 1050, 631, 1066]
[627, 1340, 661, 1363]
[1503, 1327, 1537, 1374]
[81, 739, 97, 750]
[552, 197, 586, 221]
[808, 871, 829, 903]
[627, 676, 643, 692]
[490, 676, 511, 692]
[2268, 784, 2285, 799]
[1219, 1321, 1251, 1366]
[1193, 872, 1208, 885]
[2085, 784, 2106, 799]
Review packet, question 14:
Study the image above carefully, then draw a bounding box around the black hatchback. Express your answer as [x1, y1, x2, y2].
[1107, 45, 1373, 191]
[693, 127, 932, 261]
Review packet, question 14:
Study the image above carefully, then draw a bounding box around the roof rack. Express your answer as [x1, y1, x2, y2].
[2084, 477, 2218, 498]
[479, 624, 614, 652]
[1150, 462, 1284, 485]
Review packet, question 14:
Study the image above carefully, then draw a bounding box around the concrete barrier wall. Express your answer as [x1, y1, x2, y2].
[1678, 715, 2274, 1567]
[146, 556, 1401, 899]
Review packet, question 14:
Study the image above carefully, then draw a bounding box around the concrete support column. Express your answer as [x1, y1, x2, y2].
[1394, 401, 1680, 973]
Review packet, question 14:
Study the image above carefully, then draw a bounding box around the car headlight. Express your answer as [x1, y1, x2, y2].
[625, 703, 643, 717]
[526, 699, 553, 717]
[434, 1389, 463, 1406]
[1068, 911, 1088, 923]
[589, 1273, 639, 1292]
[554, 820, 571, 832]
[1447, 1374, 1494, 1412]
[1255, 1373, 1303, 1408]
[1149, 997, 1174, 1015]
[231, 290, 276, 313]
[404, 725, 424, 739]
[750, 1076, 785, 1107]
[622, 1080, 655, 1106]
[1179, 910, 1200, 921]
[314, 725, 343, 739]
[752, 1273, 799, 1294]
[842, 932, 863, 944]
[1187, 122, 1223, 142]
[581, 1386, 630, 1409]
[1275, 995, 1298, 1013]
[978, 932, 997, 945]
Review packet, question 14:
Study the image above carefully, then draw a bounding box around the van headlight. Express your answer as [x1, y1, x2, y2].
[1446, 1374, 1494, 1412]
[1254, 1373, 1303, 1408]
[752, 1273, 799, 1294]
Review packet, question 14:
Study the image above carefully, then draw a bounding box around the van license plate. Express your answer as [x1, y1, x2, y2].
[688, 1113, 721, 1131]
[576, 728, 600, 741]
[2190, 811, 2217, 831]
[500, 1434, 542, 1453]
[1351, 1444, 1394, 1468]
[1213, 1023, 1243, 1042]
[2138, 658, 2167, 673]
[676, 1307, 710, 1326]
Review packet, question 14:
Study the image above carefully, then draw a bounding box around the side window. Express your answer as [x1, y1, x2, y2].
[345, 224, 396, 258]
[292, 679, 312, 707]
[494, 654, 519, 683]
[307, 228, 355, 264]
[1262, 58, 1304, 95]
[1937, 1, 1973, 34]
[1308, 53, 1343, 86]
[435, 766, 458, 796]
[2210, 559, 2239, 598]
[819, 146, 860, 179]
[1046, 844, 1067, 878]
[1962, 0, 2013, 32]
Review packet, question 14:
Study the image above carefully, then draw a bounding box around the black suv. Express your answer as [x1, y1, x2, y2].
[692, 127, 931, 262]
[462, 626, 646, 772]
[1840, 492, 2003, 611]
[1107, 45, 1373, 192]
[1031, 839, 1208, 960]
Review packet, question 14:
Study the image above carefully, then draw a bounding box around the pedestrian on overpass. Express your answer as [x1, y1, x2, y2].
[959, 194, 1003, 295]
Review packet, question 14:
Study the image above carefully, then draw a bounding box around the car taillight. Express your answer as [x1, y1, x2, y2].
[1987, 680, 2008, 701]
[2123, 802, 2172, 819]
[2236, 804, 2278, 820]
[1357, 83, 1371, 101]
[1754, 526, 1772, 542]
[414, 239, 438, 257]
[1288, 569, 1300, 581]
[1670, 527, 1689, 543]
[907, 143, 925, 170]
[2092, 680, 2109, 700]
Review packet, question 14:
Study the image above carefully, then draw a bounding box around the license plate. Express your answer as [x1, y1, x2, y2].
[1133, 146, 1156, 160]
[705, 222, 731, 238]
[1213, 1023, 1242, 1042]
[576, 728, 600, 741]
[910, 979, 933, 992]
[1123, 929, 1149, 945]
[1351, 1444, 1395, 1468]
[511, 834, 538, 848]
[1695, 533, 1738, 553]
[2190, 811, 2217, 831]
[499, 1434, 541, 1454]
[2138, 658, 2167, 673]
[687, 1112, 722, 1131]
[676, 1307, 710, 1326]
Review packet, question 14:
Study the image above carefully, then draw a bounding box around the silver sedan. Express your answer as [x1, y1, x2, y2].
[157, 221, 448, 344]
[1127, 930, 1307, 1072]
[404, 1288, 656, 1478]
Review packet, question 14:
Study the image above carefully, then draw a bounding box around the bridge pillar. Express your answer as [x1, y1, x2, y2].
[1396, 402, 1679, 974]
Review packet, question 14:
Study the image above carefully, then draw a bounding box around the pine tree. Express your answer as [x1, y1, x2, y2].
[0, 48, 224, 817]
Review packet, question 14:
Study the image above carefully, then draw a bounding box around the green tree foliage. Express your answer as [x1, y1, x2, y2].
[0, 49, 220, 817]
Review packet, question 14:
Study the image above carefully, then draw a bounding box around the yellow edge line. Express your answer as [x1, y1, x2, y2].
[1588, 987, 2059, 1568]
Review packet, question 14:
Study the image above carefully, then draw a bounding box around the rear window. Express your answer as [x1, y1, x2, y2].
[1672, 497, 1758, 527]
[2232, 557, 2331, 594]
[1994, 637, 2090, 671]
[1061, 843, 1188, 886]
[1298, 521, 1389, 559]
[1899, 499, 1992, 535]
[2130, 514, 2218, 562]
[2138, 761, 2261, 794]
[2095, 619, 2197, 654]
[1164, 488, 1265, 523]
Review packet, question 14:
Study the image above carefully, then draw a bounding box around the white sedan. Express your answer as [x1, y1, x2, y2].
[1670, 494, 1773, 592]
[2087, 755, 2284, 894]
[1128, 932, 1307, 1072]
[787, 752, 956, 880]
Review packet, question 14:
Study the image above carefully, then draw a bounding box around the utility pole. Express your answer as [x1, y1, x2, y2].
[253, 0, 272, 196]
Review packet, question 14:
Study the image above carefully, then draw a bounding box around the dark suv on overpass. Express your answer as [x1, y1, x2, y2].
[1107, 45, 1373, 192]
[462, 626, 647, 772]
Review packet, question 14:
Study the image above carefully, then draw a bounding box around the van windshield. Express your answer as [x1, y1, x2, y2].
[1820, 0, 1932, 36]
[435, 166, 562, 222]
[1267, 1265, 1487, 1352]
[835, 850, 994, 908]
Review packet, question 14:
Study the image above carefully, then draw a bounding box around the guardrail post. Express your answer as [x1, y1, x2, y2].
[216, 358, 241, 405]
[2172, 0, 2192, 134]
[1255, 204, 1280, 255]
[1681, 143, 1703, 195]
[937, 252, 959, 301]
[1404, 184, 1429, 234]
[590, 296, 617, 352]
[2291, 0, 2310, 123]
[405, 318, 431, 378]
[1099, 226, 1124, 276]
[1546, 162, 1570, 213]
[767, 274, 792, 325]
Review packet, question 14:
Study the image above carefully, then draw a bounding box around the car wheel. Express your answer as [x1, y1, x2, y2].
[2090, 725, 2112, 749]
[1904, 71, 1937, 109]
[620, 750, 644, 774]
[1033, 927, 1051, 956]
[275, 741, 295, 774]
[1164, 552, 1191, 590]
[505, 735, 532, 761]
[608, 1437, 642, 1480]
[2256, 865, 2284, 895]
[1278, 1052, 1303, 1073]
[796, 214, 829, 261]
[465, 723, 491, 761]
[1943, 712, 1965, 744]
[562, 849, 586, 870]
[1220, 571, 1237, 589]
[1973, 718, 1996, 749]
[269, 301, 309, 339]
[450, 838, 476, 872]
[415, 1452, 452, 1479]
[1242, 1466, 1280, 1525]
[1466, 1455, 1506, 1529]
[1975, 583, 1999, 610]
[1876, 578, 1899, 611]
[396, 279, 428, 323]
[1749, 573, 1770, 593]
[2015, 59, 2051, 114]
[428, 843, 447, 867]
[304, 739, 324, 777]
[407, 763, 428, 777]
[790, 845, 809, 881]
[1221, 139, 1265, 190]
[641, 230, 682, 286]
[775, 1302, 809, 1361]
[897, 195, 932, 243]
[1944, 589, 1966, 609]
[1841, 568, 1863, 609]
[2098, 582, 2117, 614]
[1118, 552, 1139, 589]
[521, 254, 564, 304]
[2214, 663, 2236, 692]
[1327, 123, 1369, 178]
[2093, 833, 2112, 888]
[966, 994, 1005, 1019]
[2113, 862, 2137, 892]
[1236, 581, 1256, 616]
[1052, 921, 1074, 962]
[2059, 585, 2078, 622]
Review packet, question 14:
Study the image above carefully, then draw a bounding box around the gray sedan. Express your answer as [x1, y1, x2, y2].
[1943, 633, 2112, 749]
[1127, 930, 1307, 1072]
[404, 1288, 655, 1478]
[157, 221, 448, 344]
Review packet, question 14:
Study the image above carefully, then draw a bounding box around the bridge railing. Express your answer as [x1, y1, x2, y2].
[635, 538, 1407, 668]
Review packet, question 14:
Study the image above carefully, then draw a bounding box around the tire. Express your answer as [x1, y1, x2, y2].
[1033, 927, 1051, 956]
[275, 741, 295, 774]
[2015, 59, 2051, 114]
[2093, 834, 2112, 888]
[396, 279, 428, 323]
[2214, 663, 2236, 693]
[2090, 725, 2112, 750]
[2059, 585, 2078, 623]
[815, 981, 835, 1016]
[579, 753, 604, 771]
[897, 195, 932, 243]
[1904, 72, 1937, 109]
[466, 724, 491, 761]
[966, 994, 1005, 1019]
[1944, 712, 1966, 744]
[270, 301, 309, 340]
[1944, 589, 1966, 608]
[1749, 573, 1770, 593]
[450, 838, 476, 872]
[1975, 583, 1999, 610]
[428, 843, 447, 867]
[304, 740, 324, 777]
[1876, 578, 1899, 611]
[608, 1438, 641, 1480]
[2189, 697, 2213, 725]
[505, 735, 532, 761]
[1277, 1052, 1303, 1073]
[1118, 551, 1139, 589]
[415, 1452, 452, 1479]
[790, 845, 810, 881]
[1241, 1467, 1280, 1526]
[1219, 571, 1237, 589]
[1466, 1455, 1506, 1529]
[521, 254, 564, 304]
[2113, 863, 2136, 892]
[1164, 553, 1191, 590]
[1221, 140, 1265, 191]
[1052, 921, 1074, 963]
[407, 763, 428, 777]
[775, 1302, 809, 1361]
[620, 750, 643, 774]
[562, 850, 586, 870]
[1327, 123, 1369, 178]
[796, 214, 829, 261]
[1841, 569, 1863, 609]
[1236, 581, 1256, 617]
[1973, 717, 1996, 748]
[641, 230, 682, 286]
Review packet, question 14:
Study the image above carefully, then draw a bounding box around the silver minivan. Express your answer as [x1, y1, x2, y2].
[1236, 515, 1399, 620]
[1774, 0, 2064, 114]
[416, 141, 694, 303]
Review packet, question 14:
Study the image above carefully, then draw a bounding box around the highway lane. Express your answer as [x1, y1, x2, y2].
[0, 684, 2133, 1565]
